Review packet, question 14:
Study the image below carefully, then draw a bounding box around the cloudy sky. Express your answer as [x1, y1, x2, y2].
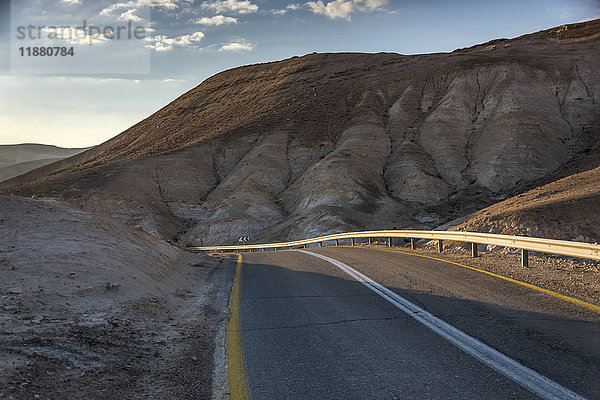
[0, 0, 599, 147]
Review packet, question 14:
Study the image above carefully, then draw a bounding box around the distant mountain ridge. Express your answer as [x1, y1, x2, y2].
[2, 20, 600, 245]
[0, 144, 90, 182]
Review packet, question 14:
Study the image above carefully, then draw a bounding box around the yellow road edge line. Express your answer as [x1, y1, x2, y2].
[228, 254, 249, 400]
[352, 246, 600, 314]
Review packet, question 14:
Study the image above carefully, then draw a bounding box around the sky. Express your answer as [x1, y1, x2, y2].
[0, 0, 599, 148]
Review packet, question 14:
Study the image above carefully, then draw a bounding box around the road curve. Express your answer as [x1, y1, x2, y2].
[236, 247, 600, 399]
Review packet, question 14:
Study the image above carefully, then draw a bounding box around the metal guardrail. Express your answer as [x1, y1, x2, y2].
[188, 230, 600, 266]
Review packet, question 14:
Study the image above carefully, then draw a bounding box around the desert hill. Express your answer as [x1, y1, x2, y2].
[0, 144, 89, 182]
[449, 151, 600, 243]
[2, 20, 600, 244]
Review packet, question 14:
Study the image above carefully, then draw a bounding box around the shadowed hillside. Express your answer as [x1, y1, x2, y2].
[2, 20, 600, 244]
[449, 149, 600, 243]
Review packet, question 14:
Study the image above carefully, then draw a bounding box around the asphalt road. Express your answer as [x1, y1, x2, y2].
[237, 247, 600, 399]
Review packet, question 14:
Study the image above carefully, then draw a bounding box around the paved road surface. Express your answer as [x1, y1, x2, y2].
[237, 247, 600, 399]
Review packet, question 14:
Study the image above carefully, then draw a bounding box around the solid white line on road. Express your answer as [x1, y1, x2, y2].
[297, 250, 586, 400]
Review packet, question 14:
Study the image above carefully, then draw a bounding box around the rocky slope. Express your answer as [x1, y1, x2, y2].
[2, 20, 600, 245]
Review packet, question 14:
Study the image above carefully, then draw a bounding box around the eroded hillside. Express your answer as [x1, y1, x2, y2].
[449, 152, 600, 243]
[2, 20, 600, 244]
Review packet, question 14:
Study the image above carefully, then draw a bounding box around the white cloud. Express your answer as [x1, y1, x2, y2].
[149, 0, 179, 8]
[218, 41, 254, 52]
[145, 32, 204, 51]
[40, 27, 110, 45]
[271, 3, 301, 15]
[200, 0, 258, 14]
[100, 0, 178, 18]
[118, 9, 143, 22]
[306, 0, 388, 20]
[61, 0, 82, 4]
[195, 15, 238, 25]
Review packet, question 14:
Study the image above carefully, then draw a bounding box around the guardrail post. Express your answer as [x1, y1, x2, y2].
[351, 238, 355, 246]
[471, 243, 478, 257]
[335, 239, 339, 246]
[302, 244, 306, 249]
[438, 240, 443, 253]
[368, 238, 372, 246]
[388, 237, 392, 247]
[319, 242, 323, 247]
[410, 238, 416, 250]
[261, 248, 265, 252]
[521, 249, 529, 267]
[274, 247, 278, 251]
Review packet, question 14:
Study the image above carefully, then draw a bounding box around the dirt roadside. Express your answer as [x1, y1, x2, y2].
[0, 195, 235, 399]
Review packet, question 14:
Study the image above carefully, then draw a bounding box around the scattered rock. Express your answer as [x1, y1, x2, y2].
[7, 287, 22, 295]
